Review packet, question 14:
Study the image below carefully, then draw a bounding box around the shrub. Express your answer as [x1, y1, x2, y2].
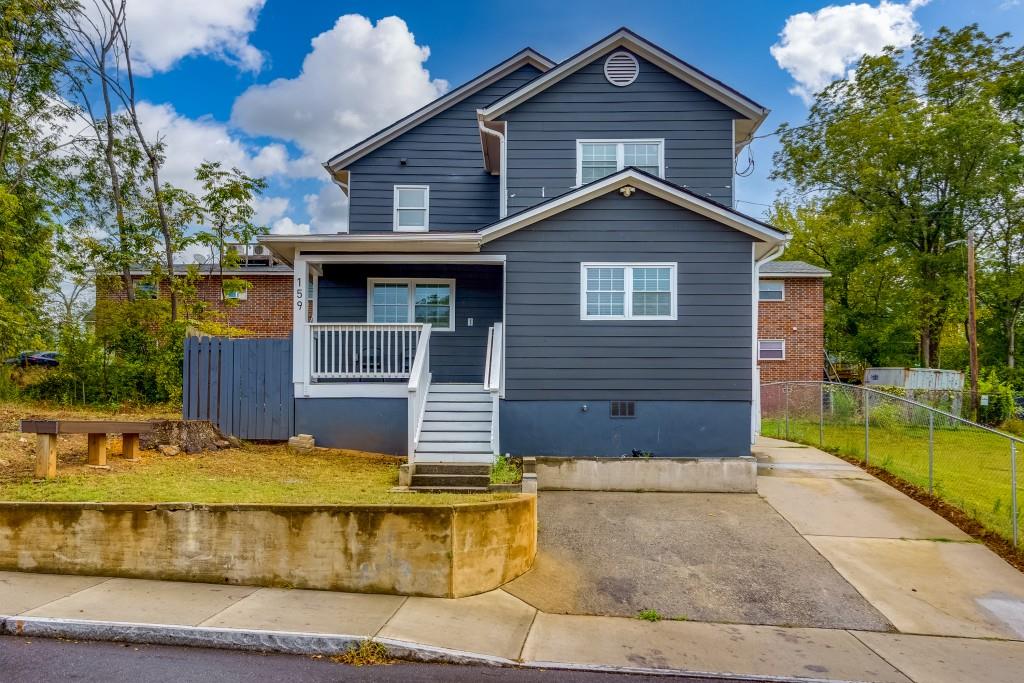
[829, 389, 857, 421]
[977, 370, 1015, 426]
[868, 400, 902, 430]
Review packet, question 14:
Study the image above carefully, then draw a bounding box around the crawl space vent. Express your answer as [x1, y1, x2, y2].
[604, 51, 639, 87]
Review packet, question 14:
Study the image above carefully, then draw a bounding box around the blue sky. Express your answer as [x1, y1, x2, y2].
[123, 0, 1023, 237]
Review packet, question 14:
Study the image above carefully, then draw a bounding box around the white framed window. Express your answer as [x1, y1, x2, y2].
[135, 281, 157, 299]
[758, 339, 786, 361]
[576, 139, 664, 185]
[580, 263, 677, 321]
[225, 288, 248, 301]
[759, 280, 785, 301]
[393, 185, 429, 232]
[367, 278, 455, 332]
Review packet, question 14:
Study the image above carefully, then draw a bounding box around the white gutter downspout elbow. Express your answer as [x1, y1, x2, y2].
[751, 241, 787, 445]
[478, 118, 507, 218]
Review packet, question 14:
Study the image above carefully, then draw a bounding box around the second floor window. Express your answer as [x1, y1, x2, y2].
[393, 185, 429, 232]
[759, 280, 785, 301]
[577, 140, 664, 185]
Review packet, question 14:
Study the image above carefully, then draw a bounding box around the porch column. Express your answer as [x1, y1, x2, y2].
[292, 253, 310, 397]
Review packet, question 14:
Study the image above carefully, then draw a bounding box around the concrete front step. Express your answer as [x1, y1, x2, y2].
[411, 474, 491, 488]
[414, 462, 491, 476]
[413, 452, 496, 463]
[408, 486, 491, 493]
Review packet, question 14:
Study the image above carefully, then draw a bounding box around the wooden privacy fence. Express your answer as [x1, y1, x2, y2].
[183, 336, 294, 441]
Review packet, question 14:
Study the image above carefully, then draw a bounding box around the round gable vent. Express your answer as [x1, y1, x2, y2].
[604, 51, 639, 87]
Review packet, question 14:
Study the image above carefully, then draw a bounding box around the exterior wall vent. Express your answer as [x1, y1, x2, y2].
[604, 51, 639, 87]
[610, 400, 636, 418]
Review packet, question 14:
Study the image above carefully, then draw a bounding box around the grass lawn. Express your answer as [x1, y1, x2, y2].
[763, 417, 1024, 541]
[0, 402, 508, 506]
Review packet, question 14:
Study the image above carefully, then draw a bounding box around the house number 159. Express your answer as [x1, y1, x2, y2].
[295, 277, 303, 309]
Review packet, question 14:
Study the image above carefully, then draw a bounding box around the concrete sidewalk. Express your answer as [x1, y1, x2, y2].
[3, 438, 1024, 681]
[3, 570, 1024, 682]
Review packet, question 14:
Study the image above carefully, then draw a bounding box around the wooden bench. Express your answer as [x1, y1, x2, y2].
[20, 420, 155, 479]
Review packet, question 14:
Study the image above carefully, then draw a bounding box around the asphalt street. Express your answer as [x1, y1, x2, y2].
[0, 636, 744, 682]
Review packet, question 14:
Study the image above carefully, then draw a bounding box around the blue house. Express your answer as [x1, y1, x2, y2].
[259, 28, 788, 464]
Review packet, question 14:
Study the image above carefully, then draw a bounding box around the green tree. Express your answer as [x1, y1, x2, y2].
[772, 26, 1024, 368]
[0, 0, 75, 355]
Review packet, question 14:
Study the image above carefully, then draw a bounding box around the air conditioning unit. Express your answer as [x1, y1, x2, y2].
[253, 245, 265, 255]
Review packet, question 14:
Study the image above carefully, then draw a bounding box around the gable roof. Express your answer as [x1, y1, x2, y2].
[478, 167, 787, 257]
[478, 28, 769, 149]
[323, 48, 554, 174]
[759, 261, 831, 278]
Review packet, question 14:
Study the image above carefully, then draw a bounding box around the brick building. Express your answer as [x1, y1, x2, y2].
[757, 260, 830, 382]
[99, 246, 294, 338]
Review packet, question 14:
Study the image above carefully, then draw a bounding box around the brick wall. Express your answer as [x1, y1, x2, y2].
[100, 274, 293, 338]
[757, 277, 825, 382]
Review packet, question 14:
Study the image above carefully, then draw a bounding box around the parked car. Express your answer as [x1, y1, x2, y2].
[3, 351, 58, 367]
[28, 352, 59, 367]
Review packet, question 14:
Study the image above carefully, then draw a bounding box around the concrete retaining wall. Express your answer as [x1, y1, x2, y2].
[0, 496, 536, 598]
[535, 457, 757, 492]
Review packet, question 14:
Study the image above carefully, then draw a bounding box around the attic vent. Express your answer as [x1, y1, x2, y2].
[604, 51, 639, 87]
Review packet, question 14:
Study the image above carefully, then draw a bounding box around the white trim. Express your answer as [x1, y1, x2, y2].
[757, 339, 786, 361]
[367, 278, 456, 332]
[758, 280, 785, 302]
[478, 168, 788, 253]
[575, 139, 665, 187]
[478, 120, 508, 217]
[758, 271, 830, 279]
[393, 185, 429, 232]
[292, 256, 309, 394]
[579, 262, 678, 321]
[325, 49, 555, 172]
[307, 254, 505, 264]
[296, 383, 409, 399]
[479, 30, 767, 126]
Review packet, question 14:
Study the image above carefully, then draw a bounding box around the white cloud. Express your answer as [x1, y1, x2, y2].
[771, 0, 930, 103]
[135, 101, 300, 192]
[122, 0, 265, 74]
[270, 217, 310, 235]
[252, 196, 290, 226]
[230, 14, 447, 158]
[305, 183, 349, 234]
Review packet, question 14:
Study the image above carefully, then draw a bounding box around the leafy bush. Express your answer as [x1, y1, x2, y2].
[977, 370, 1015, 426]
[829, 389, 857, 421]
[23, 299, 184, 407]
[871, 384, 906, 398]
[868, 400, 902, 429]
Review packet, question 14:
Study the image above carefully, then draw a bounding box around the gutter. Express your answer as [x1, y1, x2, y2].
[477, 117, 508, 218]
[751, 242, 788, 443]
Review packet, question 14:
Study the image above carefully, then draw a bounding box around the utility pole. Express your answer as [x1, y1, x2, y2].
[967, 229, 979, 421]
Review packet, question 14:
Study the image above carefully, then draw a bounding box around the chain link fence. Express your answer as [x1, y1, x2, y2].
[760, 381, 1024, 546]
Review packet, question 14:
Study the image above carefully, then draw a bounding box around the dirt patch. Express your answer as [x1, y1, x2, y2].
[830, 451, 1024, 574]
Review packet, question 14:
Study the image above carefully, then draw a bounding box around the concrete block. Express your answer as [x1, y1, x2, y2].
[536, 456, 756, 492]
[287, 434, 315, 455]
[398, 463, 412, 487]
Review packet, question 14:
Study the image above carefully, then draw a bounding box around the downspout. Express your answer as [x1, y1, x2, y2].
[478, 119, 507, 218]
[751, 242, 787, 444]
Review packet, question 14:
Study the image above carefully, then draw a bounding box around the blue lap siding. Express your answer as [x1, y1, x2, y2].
[502, 50, 740, 213]
[316, 264, 503, 383]
[483, 189, 754, 403]
[346, 65, 542, 233]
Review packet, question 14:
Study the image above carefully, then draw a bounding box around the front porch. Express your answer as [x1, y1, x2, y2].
[289, 256, 505, 462]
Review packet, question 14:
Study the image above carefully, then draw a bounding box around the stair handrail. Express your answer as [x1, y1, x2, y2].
[485, 323, 503, 455]
[407, 324, 432, 463]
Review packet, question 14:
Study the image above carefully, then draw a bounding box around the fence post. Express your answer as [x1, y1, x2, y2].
[864, 390, 870, 465]
[928, 412, 934, 495]
[784, 385, 790, 440]
[1012, 441, 1019, 548]
[819, 383, 825, 447]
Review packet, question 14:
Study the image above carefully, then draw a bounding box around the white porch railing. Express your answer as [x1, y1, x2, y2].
[407, 324, 432, 462]
[484, 322, 503, 455]
[310, 323, 424, 381]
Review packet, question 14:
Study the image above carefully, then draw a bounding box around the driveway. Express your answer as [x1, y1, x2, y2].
[503, 489, 892, 630]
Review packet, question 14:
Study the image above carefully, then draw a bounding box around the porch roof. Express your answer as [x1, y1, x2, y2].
[259, 232, 481, 265]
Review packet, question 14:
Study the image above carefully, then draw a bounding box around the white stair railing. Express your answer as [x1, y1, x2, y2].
[407, 324, 432, 463]
[484, 322, 503, 456]
[310, 323, 422, 380]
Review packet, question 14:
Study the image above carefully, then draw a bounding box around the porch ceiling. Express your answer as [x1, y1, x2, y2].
[259, 233, 480, 265]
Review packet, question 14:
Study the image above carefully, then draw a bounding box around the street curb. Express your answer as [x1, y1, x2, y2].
[0, 615, 871, 683]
